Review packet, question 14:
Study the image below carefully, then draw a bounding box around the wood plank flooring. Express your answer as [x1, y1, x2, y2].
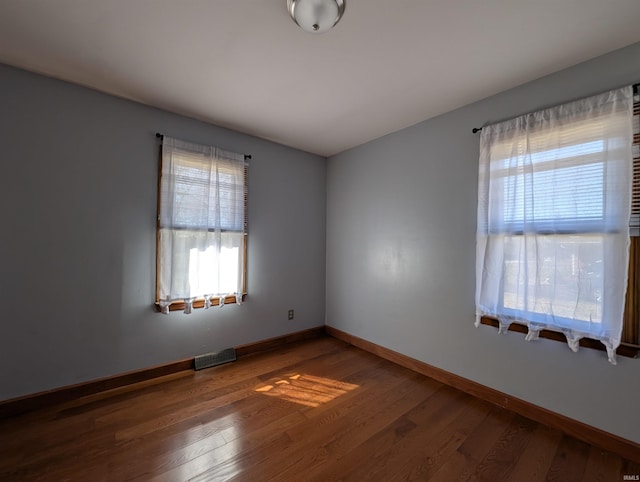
[0, 336, 638, 481]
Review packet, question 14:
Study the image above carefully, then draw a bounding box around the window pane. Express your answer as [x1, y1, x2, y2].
[501, 162, 604, 228]
[161, 152, 244, 231]
[502, 234, 603, 325]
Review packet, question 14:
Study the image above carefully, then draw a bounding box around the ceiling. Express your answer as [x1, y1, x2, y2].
[1, 1, 640, 157]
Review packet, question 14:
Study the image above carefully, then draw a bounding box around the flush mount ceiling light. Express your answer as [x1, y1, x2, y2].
[287, 0, 345, 34]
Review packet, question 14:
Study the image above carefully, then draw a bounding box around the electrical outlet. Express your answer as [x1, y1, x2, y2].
[288, 309, 294, 320]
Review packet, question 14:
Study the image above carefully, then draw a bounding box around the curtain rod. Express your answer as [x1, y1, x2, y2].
[156, 133, 252, 160]
[471, 82, 639, 134]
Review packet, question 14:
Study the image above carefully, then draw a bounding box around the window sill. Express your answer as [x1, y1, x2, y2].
[155, 294, 246, 313]
[479, 316, 639, 359]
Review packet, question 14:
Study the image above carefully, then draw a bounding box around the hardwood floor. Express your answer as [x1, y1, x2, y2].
[0, 337, 638, 481]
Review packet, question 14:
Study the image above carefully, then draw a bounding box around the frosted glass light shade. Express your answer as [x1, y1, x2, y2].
[287, 0, 345, 34]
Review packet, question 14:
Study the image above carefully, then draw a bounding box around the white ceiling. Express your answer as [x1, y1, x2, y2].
[1, 1, 640, 157]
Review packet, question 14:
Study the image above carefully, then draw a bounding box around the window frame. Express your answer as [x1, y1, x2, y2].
[154, 138, 249, 313]
[478, 86, 640, 357]
[479, 315, 638, 358]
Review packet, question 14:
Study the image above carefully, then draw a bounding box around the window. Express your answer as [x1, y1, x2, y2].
[475, 86, 635, 363]
[156, 136, 248, 314]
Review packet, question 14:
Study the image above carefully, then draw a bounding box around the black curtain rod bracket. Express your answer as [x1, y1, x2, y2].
[155, 132, 251, 160]
[472, 127, 483, 134]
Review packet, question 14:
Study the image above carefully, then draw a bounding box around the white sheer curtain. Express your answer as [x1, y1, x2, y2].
[157, 136, 246, 314]
[476, 86, 634, 363]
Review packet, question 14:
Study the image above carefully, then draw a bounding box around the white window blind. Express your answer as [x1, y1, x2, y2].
[157, 136, 247, 314]
[476, 86, 634, 363]
[631, 88, 640, 234]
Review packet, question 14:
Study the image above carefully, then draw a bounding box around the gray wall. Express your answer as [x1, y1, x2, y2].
[326, 42, 640, 443]
[0, 64, 326, 401]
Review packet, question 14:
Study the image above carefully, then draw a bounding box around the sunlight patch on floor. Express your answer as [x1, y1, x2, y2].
[254, 374, 359, 407]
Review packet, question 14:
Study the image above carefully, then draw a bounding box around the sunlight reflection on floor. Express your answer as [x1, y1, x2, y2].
[255, 374, 359, 407]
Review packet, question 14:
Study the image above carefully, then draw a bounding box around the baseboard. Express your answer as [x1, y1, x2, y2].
[324, 325, 640, 464]
[235, 326, 326, 358]
[0, 326, 326, 420]
[0, 358, 194, 420]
